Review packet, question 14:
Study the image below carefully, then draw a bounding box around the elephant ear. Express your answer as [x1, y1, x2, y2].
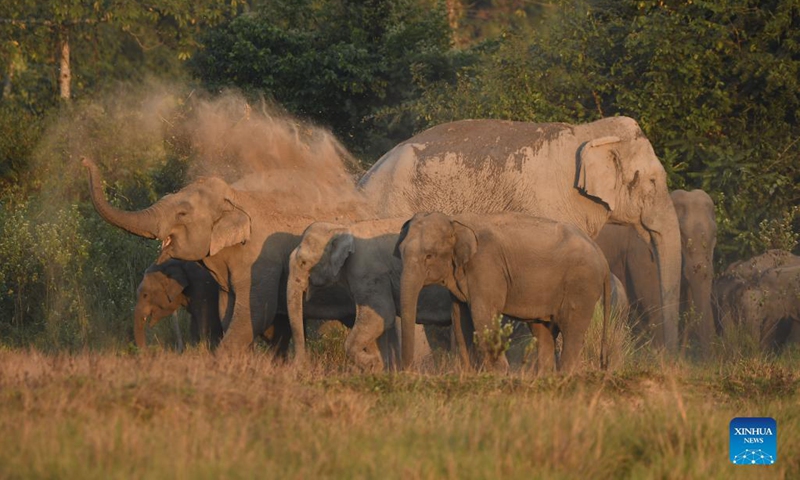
[452, 221, 478, 271]
[328, 231, 355, 278]
[161, 265, 189, 304]
[393, 218, 412, 258]
[577, 136, 622, 212]
[210, 199, 251, 256]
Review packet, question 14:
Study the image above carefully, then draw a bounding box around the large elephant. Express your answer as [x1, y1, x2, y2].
[396, 212, 611, 373]
[595, 189, 716, 347]
[734, 265, 800, 350]
[358, 117, 681, 352]
[82, 158, 358, 352]
[714, 249, 800, 333]
[287, 218, 451, 370]
[134, 259, 226, 349]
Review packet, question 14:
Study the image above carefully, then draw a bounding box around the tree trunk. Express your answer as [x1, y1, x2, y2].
[58, 26, 70, 101]
[445, 0, 462, 46]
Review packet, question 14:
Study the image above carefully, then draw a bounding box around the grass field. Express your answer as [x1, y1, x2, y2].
[0, 339, 797, 479]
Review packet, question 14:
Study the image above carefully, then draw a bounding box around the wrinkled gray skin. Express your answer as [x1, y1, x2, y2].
[595, 189, 716, 347]
[359, 117, 681, 352]
[714, 250, 800, 334]
[83, 158, 356, 353]
[734, 265, 800, 350]
[287, 218, 451, 371]
[134, 259, 225, 349]
[396, 212, 611, 373]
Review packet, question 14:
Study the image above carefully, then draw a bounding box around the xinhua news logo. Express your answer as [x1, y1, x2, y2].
[729, 417, 777, 465]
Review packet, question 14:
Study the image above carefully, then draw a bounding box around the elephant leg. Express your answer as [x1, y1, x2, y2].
[469, 300, 509, 373]
[451, 299, 473, 371]
[218, 269, 280, 354]
[267, 314, 292, 361]
[171, 312, 185, 353]
[529, 322, 555, 374]
[557, 305, 593, 374]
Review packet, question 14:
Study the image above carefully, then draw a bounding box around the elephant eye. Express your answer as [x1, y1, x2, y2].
[425, 253, 433, 260]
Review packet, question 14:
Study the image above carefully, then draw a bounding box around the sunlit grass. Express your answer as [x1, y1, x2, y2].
[0, 345, 797, 479]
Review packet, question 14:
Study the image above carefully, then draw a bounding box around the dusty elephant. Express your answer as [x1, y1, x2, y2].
[359, 117, 681, 352]
[287, 218, 451, 371]
[734, 265, 800, 350]
[396, 212, 611, 373]
[595, 189, 717, 347]
[83, 158, 359, 353]
[713, 249, 800, 331]
[134, 259, 226, 350]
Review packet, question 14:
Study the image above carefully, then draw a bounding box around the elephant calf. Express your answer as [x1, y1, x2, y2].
[396, 212, 611, 373]
[287, 218, 451, 371]
[134, 259, 225, 350]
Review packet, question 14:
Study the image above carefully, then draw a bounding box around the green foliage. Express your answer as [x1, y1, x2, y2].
[0, 194, 157, 349]
[406, 0, 800, 267]
[473, 314, 514, 366]
[191, 0, 462, 159]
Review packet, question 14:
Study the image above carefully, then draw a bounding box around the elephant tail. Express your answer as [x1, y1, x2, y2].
[600, 270, 611, 371]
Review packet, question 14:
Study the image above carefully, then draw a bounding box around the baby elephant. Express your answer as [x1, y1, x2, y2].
[287, 218, 451, 371]
[135, 259, 225, 350]
[396, 212, 611, 373]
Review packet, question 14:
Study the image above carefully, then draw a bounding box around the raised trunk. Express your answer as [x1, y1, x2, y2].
[647, 197, 682, 353]
[399, 270, 423, 369]
[286, 251, 307, 363]
[82, 157, 160, 239]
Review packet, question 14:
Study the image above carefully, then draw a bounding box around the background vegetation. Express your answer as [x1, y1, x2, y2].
[0, 0, 798, 348]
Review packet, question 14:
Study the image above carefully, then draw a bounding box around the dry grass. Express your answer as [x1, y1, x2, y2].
[0, 344, 797, 479]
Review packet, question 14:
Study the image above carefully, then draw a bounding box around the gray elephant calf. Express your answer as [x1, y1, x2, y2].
[287, 218, 451, 371]
[396, 212, 611, 373]
[134, 259, 226, 349]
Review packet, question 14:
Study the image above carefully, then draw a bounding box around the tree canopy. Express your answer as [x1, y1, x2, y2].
[0, 0, 798, 346]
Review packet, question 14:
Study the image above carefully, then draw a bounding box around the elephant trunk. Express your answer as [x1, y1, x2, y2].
[688, 266, 716, 346]
[287, 251, 308, 363]
[82, 157, 161, 239]
[644, 195, 682, 353]
[133, 306, 148, 349]
[399, 267, 423, 369]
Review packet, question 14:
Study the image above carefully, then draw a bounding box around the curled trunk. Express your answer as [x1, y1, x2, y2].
[82, 157, 161, 239]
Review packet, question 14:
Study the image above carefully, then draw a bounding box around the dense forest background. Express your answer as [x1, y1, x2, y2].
[0, 0, 798, 348]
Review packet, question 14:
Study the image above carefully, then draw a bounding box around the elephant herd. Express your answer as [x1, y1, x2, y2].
[84, 116, 799, 372]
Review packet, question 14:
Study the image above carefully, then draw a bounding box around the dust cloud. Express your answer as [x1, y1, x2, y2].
[35, 80, 373, 220]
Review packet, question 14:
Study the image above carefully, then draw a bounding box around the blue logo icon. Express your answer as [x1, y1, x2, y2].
[729, 417, 777, 465]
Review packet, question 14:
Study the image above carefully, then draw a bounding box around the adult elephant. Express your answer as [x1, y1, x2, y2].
[83, 158, 359, 353]
[735, 265, 800, 350]
[358, 117, 682, 352]
[714, 249, 800, 332]
[595, 189, 716, 347]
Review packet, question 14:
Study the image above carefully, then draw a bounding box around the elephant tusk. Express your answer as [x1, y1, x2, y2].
[161, 236, 172, 249]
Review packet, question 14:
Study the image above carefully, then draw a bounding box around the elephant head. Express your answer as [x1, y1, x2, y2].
[574, 118, 682, 349]
[82, 157, 251, 263]
[395, 212, 476, 368]
[670, 189, 717, 344]
[133, 260, 189, 348]
[286, 222, 355, 362]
